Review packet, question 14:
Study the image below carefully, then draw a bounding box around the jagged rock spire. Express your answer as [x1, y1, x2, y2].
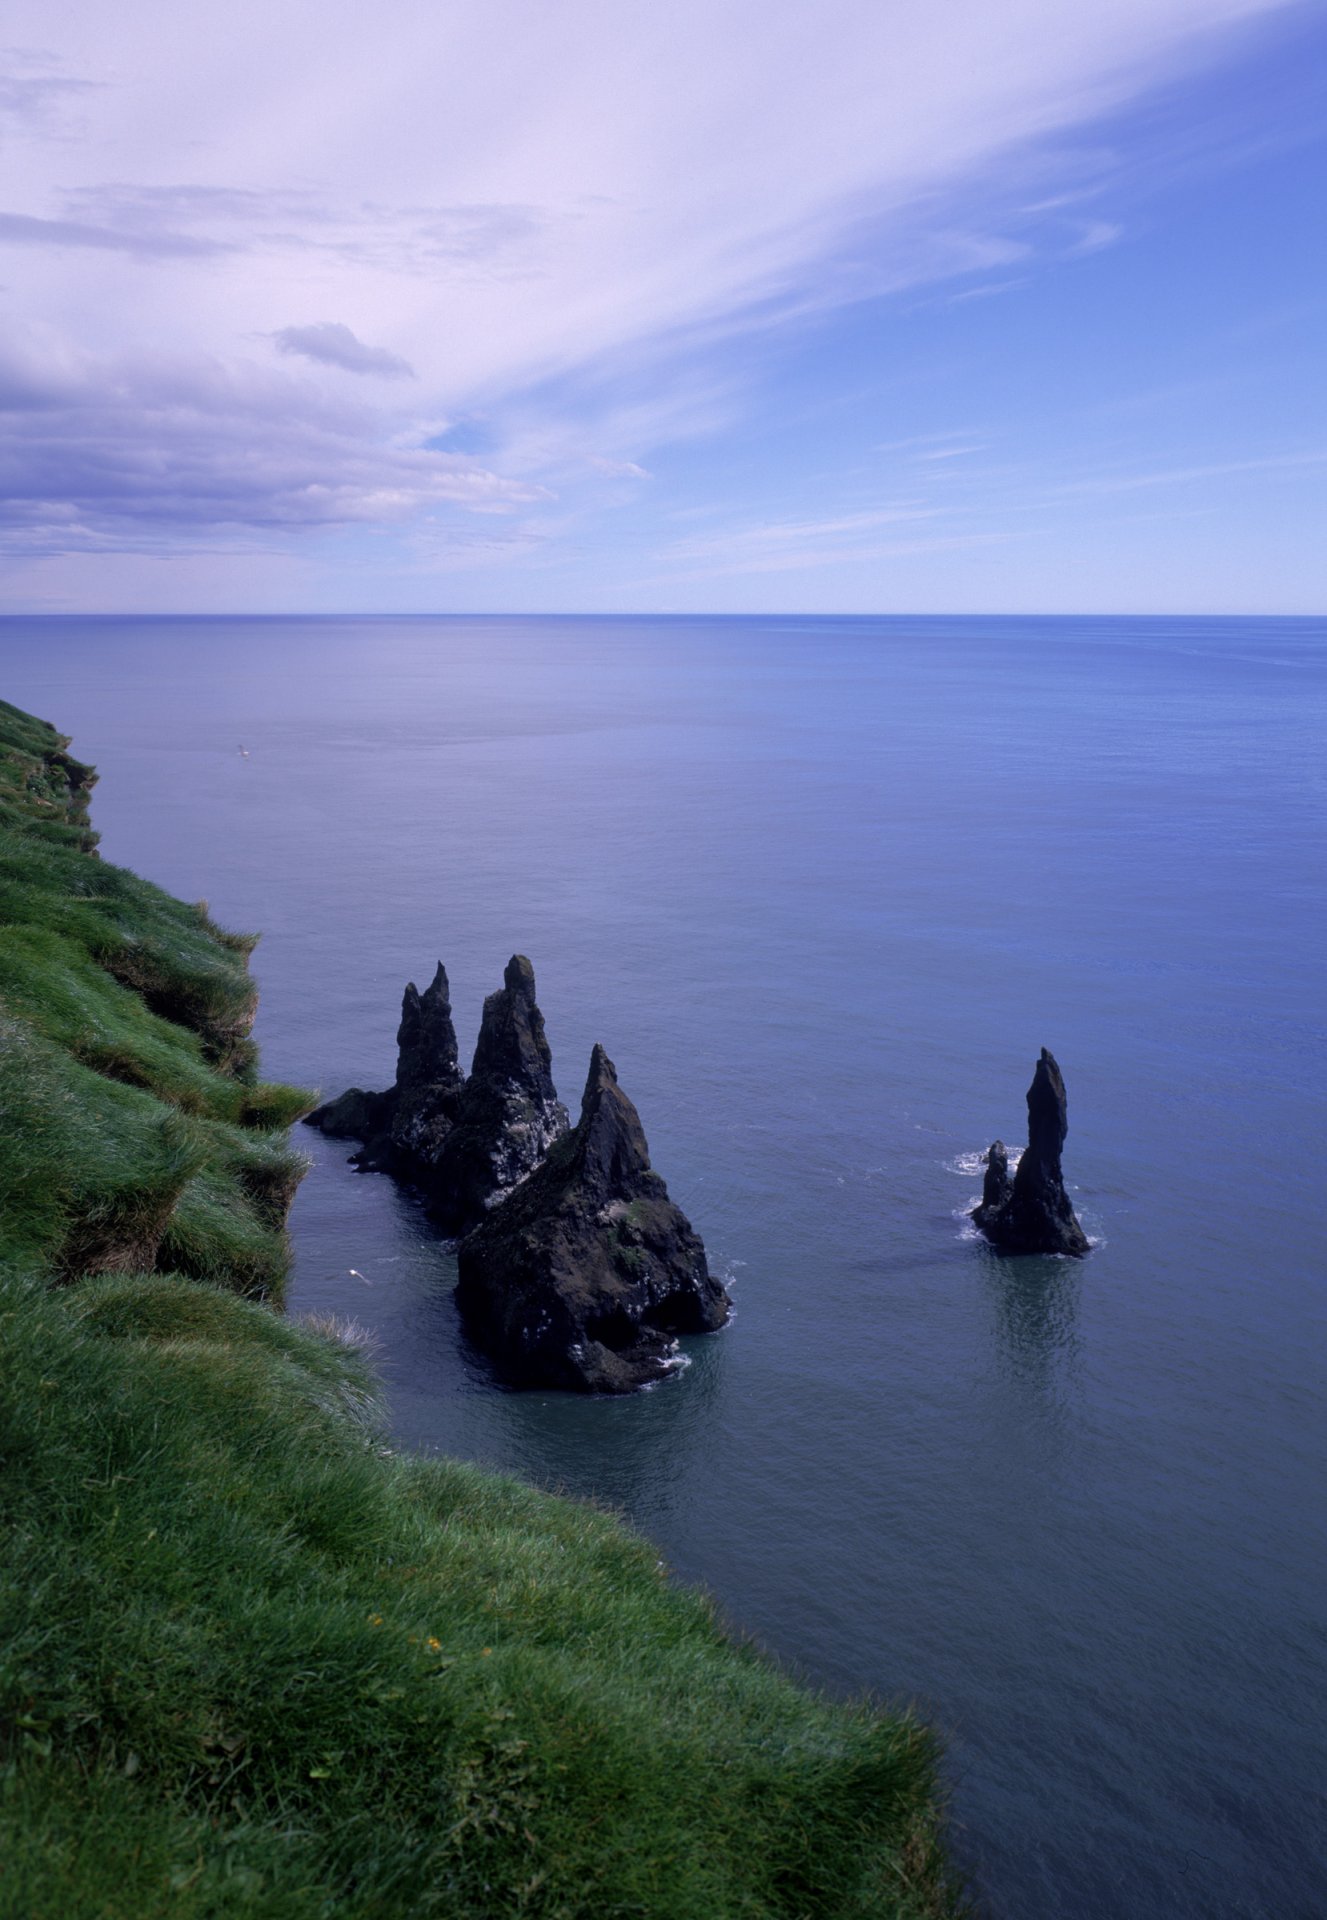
[470, 954, 558, 1100]
[307, 962, 726, 1388]
[306, 952, 568, 1225]
[1023, 1048, 1069, 1178]
[980, 1139, 1012, 1217]
[395, 962, 463, 1098]
[972, 1049, 1089, 1257]
[455, 1043, 728, 1393]
[422, 955, 570, 1229]
[387, 962, 465, 1160]
[571, 1044, 651, 1195]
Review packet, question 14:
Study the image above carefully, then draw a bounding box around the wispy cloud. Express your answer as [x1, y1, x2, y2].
[272, 323, 414, 379]
[1069, 218, 1124, 254]
[0, 0, 1308, 590]
[916, 444, 985, 461]
[661, 525, 1013, 582]
[0, 209, 228, 257]
[586, 455, 652, 480]
[660, 501, 950, 577]
[0, 52, 100, 141]
[56, 182, 551, 276]
[1040, 447, 1327, 498]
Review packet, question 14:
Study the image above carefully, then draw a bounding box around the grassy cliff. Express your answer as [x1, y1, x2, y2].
[0, 700, 960, 1920]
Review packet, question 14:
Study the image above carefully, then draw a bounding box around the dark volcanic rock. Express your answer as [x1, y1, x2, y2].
[390, 963, 465, 1160]
[304, 955, 568, 1231]
[979, 1139, 1013, 1217]
[424, 955, 569, 1231]
[972, 1049, 1090, 1257]
[455, 1045, 730, 1392]
[305, 962, 463, 1173]
[304, 1083, 392, 1147]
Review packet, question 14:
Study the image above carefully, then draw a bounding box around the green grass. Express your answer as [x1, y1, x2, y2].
[0, 700, 962, 1918]
[0, 703, 311, 1301]
[1, 1271, 957, 1919]
[0, 697, 98, 854]
[0, 703, 263, 1076]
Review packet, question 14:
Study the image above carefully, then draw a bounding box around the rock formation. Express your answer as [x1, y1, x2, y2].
[305, 961, 463, 1174]
[423, 954, 570, 1231]
[305, 956, 568, 1234]
[976, 1139, 1013, 1220]
[308, 963, 723, 1388]
[391, 963, 467, 1159]
[455, 1045, 731, 1392]
[972, 1048, 1090, 1257]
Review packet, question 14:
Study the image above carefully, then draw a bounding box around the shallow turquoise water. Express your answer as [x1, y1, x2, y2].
[4, 614, 1323, 1917]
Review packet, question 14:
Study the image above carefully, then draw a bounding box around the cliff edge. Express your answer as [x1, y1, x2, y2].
[0, 699, 959, 1920]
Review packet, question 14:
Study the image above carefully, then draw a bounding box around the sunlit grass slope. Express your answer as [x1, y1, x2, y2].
[0, 700, 960, 1919]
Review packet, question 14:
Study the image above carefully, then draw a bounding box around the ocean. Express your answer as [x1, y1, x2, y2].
[3, 613, 1322, 1918]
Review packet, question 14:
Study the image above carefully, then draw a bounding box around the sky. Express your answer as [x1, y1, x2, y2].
[2, 0, 1324, 614]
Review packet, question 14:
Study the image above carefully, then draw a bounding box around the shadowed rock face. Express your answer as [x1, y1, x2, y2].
[470, 955, 556, 1099]
[455, 1045, 730, 1393]
[391, 963, 464, 1158]
[304, 1081, 393, 1150]
[979, 1140, 1013, 1217]
[972, 1049, 1090, 1257]
[304, 956, 568, 1234]
[304, 962, 463, 1171]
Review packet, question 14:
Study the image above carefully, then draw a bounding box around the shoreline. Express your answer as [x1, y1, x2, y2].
[0, 696, 963, 1919]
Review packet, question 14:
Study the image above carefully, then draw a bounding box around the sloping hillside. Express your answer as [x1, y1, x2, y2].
[0, 700, 959, 1920]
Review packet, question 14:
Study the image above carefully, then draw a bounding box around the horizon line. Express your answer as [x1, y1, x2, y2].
[1, 609, 1323, 623]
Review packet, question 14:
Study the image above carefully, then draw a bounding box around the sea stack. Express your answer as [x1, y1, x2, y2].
[972, 1048, 1090, 1257]
[455, 1045, 731, 1392]
[422, 954, 570, 1232]
[305, 955, 570, 1234]
[305, 961, 465, 1174]
[391, 963, 466, 1158]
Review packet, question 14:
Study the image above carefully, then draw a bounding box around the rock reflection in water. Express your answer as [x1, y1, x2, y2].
[982, 1248, 1082, 1403]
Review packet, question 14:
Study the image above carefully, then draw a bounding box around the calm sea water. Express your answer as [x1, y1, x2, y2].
[3, 615, 1323, 1918]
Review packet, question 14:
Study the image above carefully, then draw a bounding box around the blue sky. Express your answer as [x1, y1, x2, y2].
[2, 0, 1323, 613]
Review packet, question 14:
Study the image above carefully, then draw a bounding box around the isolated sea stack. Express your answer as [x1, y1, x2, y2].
[972, 1048, 1090, 1257]
[305, 956, 569, 1233]
[456, 1045, 731, 1392]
